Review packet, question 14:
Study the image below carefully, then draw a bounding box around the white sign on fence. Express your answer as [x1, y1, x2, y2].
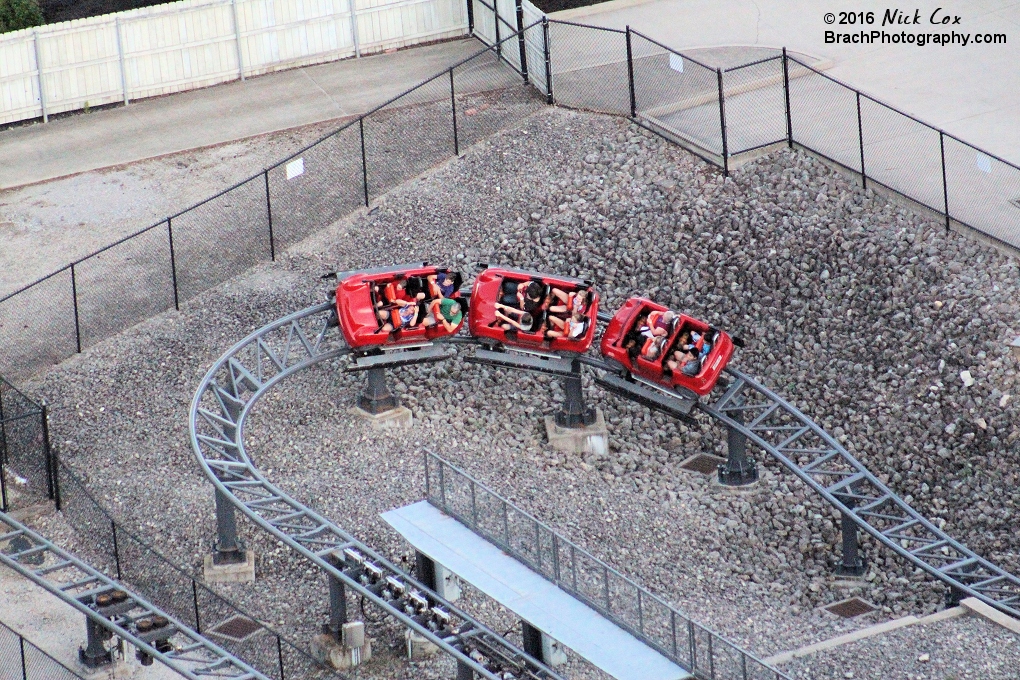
[669, 53, 684, 73]
[976, 152, 992, 173]
[286, 158, 305, 180]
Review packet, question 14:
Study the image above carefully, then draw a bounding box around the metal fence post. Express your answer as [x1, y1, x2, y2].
[41, 404, 54, 500]
[625, 26, 636, 118]
[542, 17, 553, 104]
[115, 17, 130, 105]
[359, 118, 369, 206]
[52, 450, 61, 511]
[19, 636, 27, 680]
[940, 130, 950, 232]
[856, 91, 867, 189]
[167, 219, 180, 310]
[349, 0, 362, 58]
[277, 635, 285, 680]
[111, 520, 122, 579]
[782, 47, 792, 148]
[514, 0, 528, 82]
[70, 263, 82, 353]
[263, 170, 275, 260]
[0, 443, 7, 512]
[231, 0, 245, 80]
[192, 580, 201, 633]
[449, 68, 460, 156]
[466, 0, 474, 33]
[716, 68, 728, 177]
[33, 29, 48, 123]
[494, 0, 501, 58]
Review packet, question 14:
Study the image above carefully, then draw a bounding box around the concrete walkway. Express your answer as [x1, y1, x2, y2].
[553, 0, 1020, 164]
[0, 38, 484, 190]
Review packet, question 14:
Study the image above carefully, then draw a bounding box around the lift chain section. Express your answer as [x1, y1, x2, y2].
[189, 303, 564, 680]
[0, 512, 269, 680]
[700, 369, 1020, 617]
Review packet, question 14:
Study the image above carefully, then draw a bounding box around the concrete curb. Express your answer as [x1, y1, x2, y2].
[960, 597, 1020, 636]
[763, 606, 968, 665]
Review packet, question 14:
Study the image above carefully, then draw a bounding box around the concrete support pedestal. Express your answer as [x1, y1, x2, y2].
[203, 549, 255, 583]
[406, 629, 439, 660]
[544, 409, 608, 456]
[205, 486, 255, 583]
[352, 405, 413, 429]
[311, 624, 372, 670]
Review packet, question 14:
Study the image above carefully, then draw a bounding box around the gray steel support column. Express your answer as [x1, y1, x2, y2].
[717, 398, 758, 485]
[521, 621, 544, 664]
[213, 487, 246, 565]
[358, 367, 399, 414]
[79, 617, 112, 667]
[835, 496, 865, 576]
[555, 358, 595, 428]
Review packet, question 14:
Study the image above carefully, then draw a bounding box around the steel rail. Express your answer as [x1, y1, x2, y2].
[188, 302, 565, 680]
[0, 512, 269, 680]
[698, 368, 1020, 617]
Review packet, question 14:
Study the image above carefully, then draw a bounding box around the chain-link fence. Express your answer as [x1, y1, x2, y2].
[0, 620, 86, 680]
[5, 11, 1020, 386]
[0, 379, 52, 514]
[424, 451, 790, 680]
[0, 19, 544, 384]
[55, 463, 340, 680]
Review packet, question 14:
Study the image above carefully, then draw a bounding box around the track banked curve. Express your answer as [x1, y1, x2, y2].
[190, 297, 1020, 680]
[188, 302, 565, 680]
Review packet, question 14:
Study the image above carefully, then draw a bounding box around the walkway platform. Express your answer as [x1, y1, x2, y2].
[382, 501, 690, 680]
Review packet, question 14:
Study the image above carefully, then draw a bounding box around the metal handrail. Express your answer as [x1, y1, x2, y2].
[425, 450, 791, 680]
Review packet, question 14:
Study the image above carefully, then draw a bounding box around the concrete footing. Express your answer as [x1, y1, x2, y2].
[312, 623, 372, 670]
[544, 409, 608, 455]
[405, 629, 439, 660]
[202, 550, 255, 584]
[352, 405, 413, 430]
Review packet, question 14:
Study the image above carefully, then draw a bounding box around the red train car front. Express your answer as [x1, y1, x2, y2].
[336, 264, 464, 350]
[600, 297, 734, 396]
[468, 267, 599, 354]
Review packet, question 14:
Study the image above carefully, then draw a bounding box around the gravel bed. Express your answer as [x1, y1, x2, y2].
[785, 613, 1020, 679]
[16, 106, 1020, 678]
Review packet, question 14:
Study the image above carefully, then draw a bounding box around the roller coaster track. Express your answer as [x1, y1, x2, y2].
[0, 512, 270, 680]
[699, 369, 1020, 617]
[188, 302, 566, 680]
[189, 297, 1020, 679]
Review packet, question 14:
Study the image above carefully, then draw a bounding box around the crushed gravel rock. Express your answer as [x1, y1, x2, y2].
[17, 106, 1020, 678]
[784, 613, 1020, 679]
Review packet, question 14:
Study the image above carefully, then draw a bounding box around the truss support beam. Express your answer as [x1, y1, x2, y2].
[358, 367, 399, 414]
[717, 396, 758, 486]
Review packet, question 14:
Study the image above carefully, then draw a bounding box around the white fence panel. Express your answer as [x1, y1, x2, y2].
[37, 21, 124, 115]
[0, 0, 467, 126]
[240, 0, 354, 74]
[521, 0, 545, 92]
[121, 2, 240, 99]
[0, 33, 42, 123]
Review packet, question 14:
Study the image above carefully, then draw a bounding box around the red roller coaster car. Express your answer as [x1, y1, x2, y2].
[336, 264, 464, 350]
[600, 297, 735, 396]
[468, 267, 599, 353]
